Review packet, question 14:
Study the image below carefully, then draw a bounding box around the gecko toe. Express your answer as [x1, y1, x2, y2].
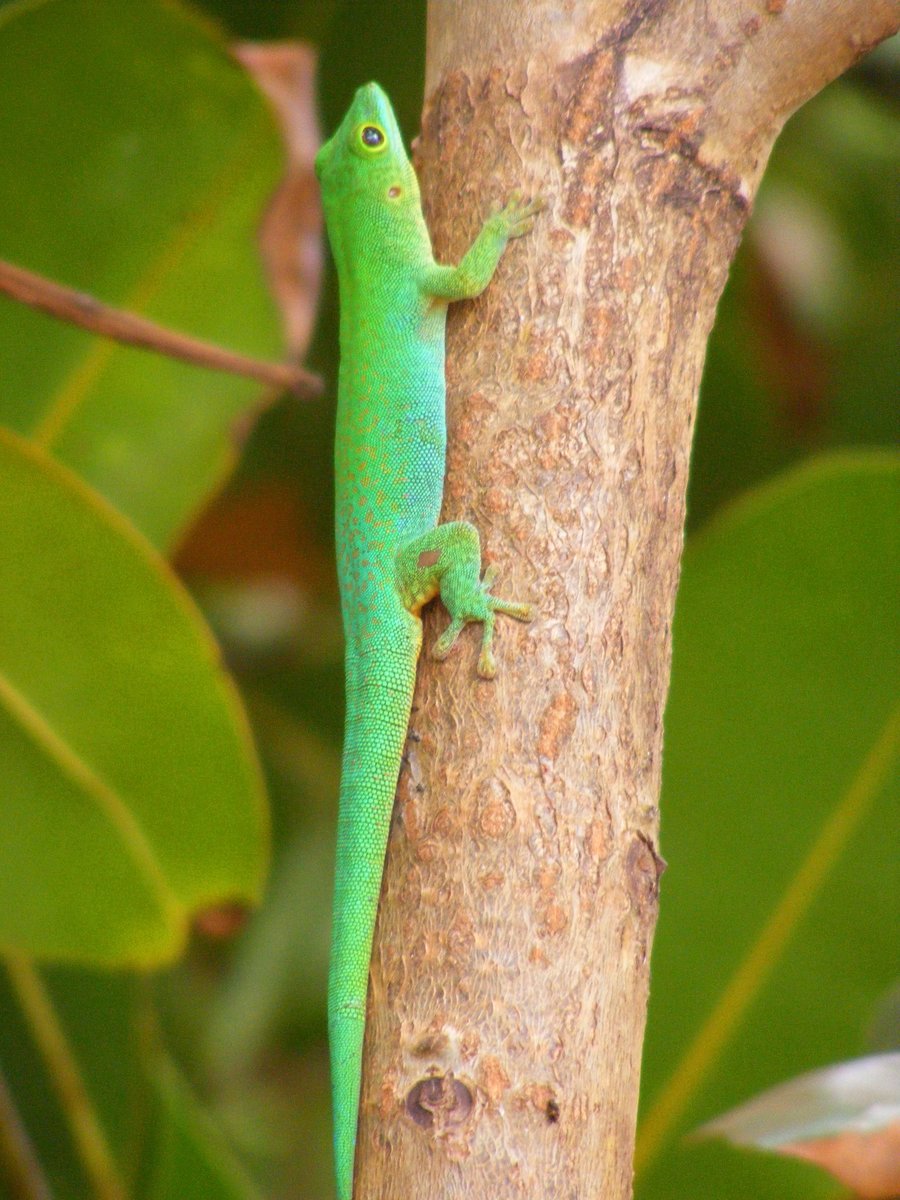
[477, 648, 497, 679]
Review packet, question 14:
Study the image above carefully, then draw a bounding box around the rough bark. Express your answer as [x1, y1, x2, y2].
[358, 2, 899, 1197]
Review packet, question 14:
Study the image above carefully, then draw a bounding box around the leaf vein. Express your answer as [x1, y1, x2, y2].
[0, 667, 182, 927]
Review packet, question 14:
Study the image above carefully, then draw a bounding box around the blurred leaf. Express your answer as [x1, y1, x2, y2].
[175, 480, 333, 593]
[0, 430, 267, 966]
[0, 0, 285, 549]
[144, 1058, 261, 1200]
[638, 452, 899, 1200]
[0, 966, 143, 1199]
[868, 983, 900, 1054]
[194, 688, 339, 1075]
[698, 1052, 900, 1145]
[192, 0, 338, 42]
[698, 1055, 900, 1200]
[688, 77, 899, 530]
[205, 825, 334, 1075]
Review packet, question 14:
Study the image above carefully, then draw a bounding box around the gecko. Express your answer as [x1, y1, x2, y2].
[315, 82, 540, 1199]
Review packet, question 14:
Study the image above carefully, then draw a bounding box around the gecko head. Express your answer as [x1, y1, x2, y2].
[315, 82, 418, 208]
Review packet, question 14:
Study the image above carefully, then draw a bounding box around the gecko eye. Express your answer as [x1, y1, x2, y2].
[358, 123, 386, 151]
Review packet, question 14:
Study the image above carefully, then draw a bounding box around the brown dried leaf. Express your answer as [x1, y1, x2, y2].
[697, 1054, 900, 1198]
[780, 1123, 900, 1199]
[234, 42, 323, 356]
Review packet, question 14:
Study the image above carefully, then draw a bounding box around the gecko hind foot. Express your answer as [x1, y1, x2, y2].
[432, 578, 534, 679]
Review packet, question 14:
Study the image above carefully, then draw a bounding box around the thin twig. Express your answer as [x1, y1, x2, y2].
[4, 954, 125, 1200]
[0, 258, 323, 398]
[0, 1061, 54, 1200]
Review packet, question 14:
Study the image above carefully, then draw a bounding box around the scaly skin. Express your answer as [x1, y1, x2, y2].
[315, 83, 539, 1200]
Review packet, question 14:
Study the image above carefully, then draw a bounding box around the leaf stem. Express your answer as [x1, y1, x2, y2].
[0, 258, 323, 399]
[4, 954, 126, 1200]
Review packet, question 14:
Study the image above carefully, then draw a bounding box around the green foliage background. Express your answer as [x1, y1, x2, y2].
[0, 1, 895, 1197]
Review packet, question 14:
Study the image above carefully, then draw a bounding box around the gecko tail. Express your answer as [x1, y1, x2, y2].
[328, 652, 418, 1198]
[330, 1004, 366, 1200]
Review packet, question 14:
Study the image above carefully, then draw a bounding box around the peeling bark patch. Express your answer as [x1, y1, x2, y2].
[479, 1055, 511, 1105]
[447, 910, 476, 962]
[631, 109, 750, 218]
[564, 49, 617, 148]
[538, 692, 578, 761]
[542, 902, 569, 935]
[412, 1032, 449, 1058]
[562, 49, 617, 228]
[604, 0, 669, 48]
[474, 778, 517, 839]
[529, 944, 549, 966]
[405, 1075, 473, 1129]
[586, 816, 612, 863]
[419, 72, 476, 173]
[521, 1082, 561, 1121]
[480, 870, 505, 890]
[517, 345, 554, 383]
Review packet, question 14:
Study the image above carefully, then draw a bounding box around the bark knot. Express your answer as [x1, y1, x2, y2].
[625, 833, 667, 914]
[405, 1074, 473, 1130]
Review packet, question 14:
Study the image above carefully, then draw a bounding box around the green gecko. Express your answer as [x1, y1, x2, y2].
[315, 82, 540, 1199]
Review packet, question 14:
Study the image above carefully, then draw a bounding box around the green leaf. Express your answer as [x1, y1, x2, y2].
[0, 964, 143, 1198]
[638, 452, 898, 1199]
[144, 1058, 262, 1200]
[0, 428, 267, 966]
[0, 0, 285, 548]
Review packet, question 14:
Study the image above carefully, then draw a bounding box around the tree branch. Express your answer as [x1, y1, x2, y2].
[687, 0, 900, 195]
[0, 259, 323, 399]
[357, 1, 898, 1197]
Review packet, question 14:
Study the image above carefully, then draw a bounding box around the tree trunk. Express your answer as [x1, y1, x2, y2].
[357, 2, 899, 1197]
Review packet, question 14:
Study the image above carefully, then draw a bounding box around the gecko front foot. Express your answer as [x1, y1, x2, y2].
[490, 190, 545, 241]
